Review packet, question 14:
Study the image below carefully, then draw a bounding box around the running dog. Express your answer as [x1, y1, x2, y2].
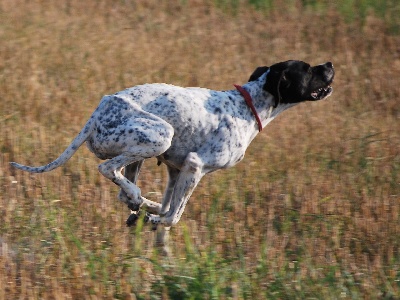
[11, 60, 335, 228]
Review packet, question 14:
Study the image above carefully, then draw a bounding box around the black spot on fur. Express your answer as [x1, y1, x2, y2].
[214, 107, 222, 114]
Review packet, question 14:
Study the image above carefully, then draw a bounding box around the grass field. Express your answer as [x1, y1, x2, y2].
[1, 0, 400, 298]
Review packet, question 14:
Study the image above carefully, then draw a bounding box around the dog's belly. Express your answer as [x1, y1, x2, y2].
[159, 142, 246, 172]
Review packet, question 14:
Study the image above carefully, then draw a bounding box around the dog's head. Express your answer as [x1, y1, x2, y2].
[249, 60, 335, 107]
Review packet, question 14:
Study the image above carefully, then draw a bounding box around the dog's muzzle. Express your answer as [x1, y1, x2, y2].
[311, 62, 334, 100]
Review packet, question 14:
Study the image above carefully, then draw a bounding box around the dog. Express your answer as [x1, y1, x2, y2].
[10, 60, 335, 229]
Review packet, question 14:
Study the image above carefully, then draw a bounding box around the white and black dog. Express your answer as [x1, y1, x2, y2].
[11, 60, 334, 228]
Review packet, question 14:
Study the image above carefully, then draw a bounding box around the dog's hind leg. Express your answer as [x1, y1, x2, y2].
[118, 161, 144, 205]
[95, 104, 173, 215]
[123, 161, 144, 185]
[99, 155, 145, 211]
[118, 161, 162, 214]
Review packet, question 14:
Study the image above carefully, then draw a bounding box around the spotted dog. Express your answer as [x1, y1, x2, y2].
[10, 60, 335, 229]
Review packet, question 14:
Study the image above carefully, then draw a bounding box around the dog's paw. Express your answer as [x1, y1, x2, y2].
[126, 210, 161, 228]
[126, 213, 140, 227]
[127, 202, 141, 212]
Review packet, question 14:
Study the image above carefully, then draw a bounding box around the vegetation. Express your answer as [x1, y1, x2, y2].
[0, 0, 399, 298]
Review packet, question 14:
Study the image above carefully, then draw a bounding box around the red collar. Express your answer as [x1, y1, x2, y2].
[234, 84, 263, 132]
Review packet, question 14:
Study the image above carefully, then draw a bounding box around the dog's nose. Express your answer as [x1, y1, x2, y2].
[325, 62, 333, 69]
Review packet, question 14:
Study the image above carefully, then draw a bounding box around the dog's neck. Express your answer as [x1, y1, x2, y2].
[242, 72, 297, 134]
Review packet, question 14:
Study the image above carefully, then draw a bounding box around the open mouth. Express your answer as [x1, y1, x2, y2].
[311, 85, 333, 100]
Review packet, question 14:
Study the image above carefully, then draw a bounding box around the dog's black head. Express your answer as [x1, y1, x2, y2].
[249, 60, 335, 107]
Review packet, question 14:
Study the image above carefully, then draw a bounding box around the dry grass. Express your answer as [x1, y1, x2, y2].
[1, 0, 400, 298]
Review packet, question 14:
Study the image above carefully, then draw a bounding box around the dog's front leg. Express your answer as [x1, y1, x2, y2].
[159, 166, 180, 215]
[160, 152, 205, 227]
[127, 152, 205, 227]
[152, 166, 179, 255]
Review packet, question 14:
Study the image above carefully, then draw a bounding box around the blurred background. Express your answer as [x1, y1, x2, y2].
[1, 0, 399, 298]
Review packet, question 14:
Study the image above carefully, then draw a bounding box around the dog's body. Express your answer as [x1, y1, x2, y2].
[11, 60, 335, 229]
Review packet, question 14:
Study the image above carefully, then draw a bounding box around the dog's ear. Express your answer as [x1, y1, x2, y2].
[264, 69, 289, 108]
[248, 66, 269, 82]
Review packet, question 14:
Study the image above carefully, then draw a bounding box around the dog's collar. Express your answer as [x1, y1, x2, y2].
[234, 84, 263, 132]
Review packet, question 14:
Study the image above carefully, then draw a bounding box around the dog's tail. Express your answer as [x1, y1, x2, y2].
[10, 114, 96, 173]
